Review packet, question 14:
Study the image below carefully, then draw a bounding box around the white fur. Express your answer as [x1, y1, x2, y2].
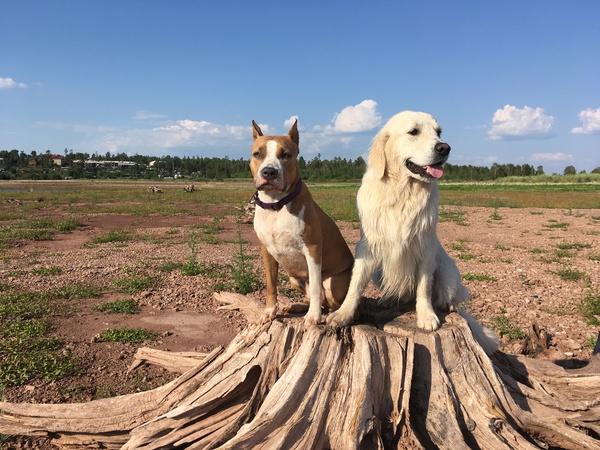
[327, 111, 495, 347]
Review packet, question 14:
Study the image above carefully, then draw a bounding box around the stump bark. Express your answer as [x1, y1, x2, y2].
[1, 292, 599, 449]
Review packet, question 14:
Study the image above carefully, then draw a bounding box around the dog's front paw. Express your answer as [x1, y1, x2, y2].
[326, 309, 353, 328]
[261, 307, 276, 324]
[417, 310, 440, 331]
[303, 310, 321, 328]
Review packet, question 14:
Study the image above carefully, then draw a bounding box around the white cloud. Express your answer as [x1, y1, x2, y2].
[325, 99, 382, 134]
[488, 105, 554, 140]
[284, 115, 299, 129]
[150, 120, 248, 149]
[0, 77, 27, 89]
[571, 107, 600, 135]
[132, 110, 167, 121]
[530, 152, 573, 163]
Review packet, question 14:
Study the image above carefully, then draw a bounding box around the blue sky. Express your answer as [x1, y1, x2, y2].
[2, 1, 599, 175]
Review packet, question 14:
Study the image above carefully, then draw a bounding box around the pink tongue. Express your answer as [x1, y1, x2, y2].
[425, 164, 444, 179]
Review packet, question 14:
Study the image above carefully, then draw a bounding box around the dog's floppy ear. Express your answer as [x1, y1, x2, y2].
[368, 131, 389, 179]
[288, 119, 299, 146]
[252, 120, 263, 141]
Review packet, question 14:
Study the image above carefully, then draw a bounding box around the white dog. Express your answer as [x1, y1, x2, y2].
[327, 111, 472, 332]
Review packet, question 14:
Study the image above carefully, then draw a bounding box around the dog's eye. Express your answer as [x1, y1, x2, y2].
[436, 128, 442, 137]
[408, 128, 420, 136]
[281, 152, 291, 159]
[253, 151, 263, 159]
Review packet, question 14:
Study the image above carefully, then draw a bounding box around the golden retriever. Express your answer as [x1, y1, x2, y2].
[327, 111, 478, 333]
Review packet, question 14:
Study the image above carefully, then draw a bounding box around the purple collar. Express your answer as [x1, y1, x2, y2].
[254, 179, 303, 211]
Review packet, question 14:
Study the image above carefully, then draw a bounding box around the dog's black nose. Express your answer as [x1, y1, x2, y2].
[261, 167, 278, 180]
[434, 142, 451, 156]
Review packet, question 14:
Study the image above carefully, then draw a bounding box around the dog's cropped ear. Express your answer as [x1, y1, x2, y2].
[368, 131, 389, 179]
[252, 120, 263, 141]
[288, 119, 299, 146]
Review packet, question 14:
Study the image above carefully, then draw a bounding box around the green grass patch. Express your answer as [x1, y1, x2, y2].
[582, 291, 600, 326]
[0, 286, 98, 388]
[439, 207, 468, 226]
[489, 309, 525, 341]
[544, 220, 569, 229]
[556, 242, 592, 251]
[554, 268, 587, 282]
[112, 271, 159, 294]
[91, 230, 136, 245]
[457, 253, 476, 261]
[31, 266, 63, 276]
[93, 298, 139, 314]
[96, 327, 158, 344]
[462, 273, 497, 282]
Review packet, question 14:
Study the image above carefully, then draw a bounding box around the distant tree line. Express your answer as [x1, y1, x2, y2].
[0, 148, 598, 181]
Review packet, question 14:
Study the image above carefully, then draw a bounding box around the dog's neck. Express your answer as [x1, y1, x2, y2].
[255, 178, 303, 211]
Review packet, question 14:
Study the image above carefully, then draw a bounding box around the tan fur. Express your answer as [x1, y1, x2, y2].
[327, 111, 469, 331]
[250, 120, 354, 327]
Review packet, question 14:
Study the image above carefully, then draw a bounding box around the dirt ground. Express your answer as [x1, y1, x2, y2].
[1, 201, 599, 448]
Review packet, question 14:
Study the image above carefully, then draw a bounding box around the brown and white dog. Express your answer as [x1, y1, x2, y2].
[250, 120, 354, 326]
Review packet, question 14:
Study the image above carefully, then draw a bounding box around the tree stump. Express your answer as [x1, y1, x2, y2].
[1, 292, 599, 449]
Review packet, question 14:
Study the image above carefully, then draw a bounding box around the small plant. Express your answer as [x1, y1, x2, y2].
[439, 207, 468, 226]
[554, 267, 586, 282]
[583, 336, 598, 349]
[457, 253, 476, 261]
[181, 232, 203, 276]
[93, 298, 139, 314]
[544, 220, 569, 229]
[530, 248, 547, 254]
[226, 219, 261, 295]
[581, 291, 600, 325]
[462, 273, 497, 282]
[96, 327, 158, 344]
[450, 240, 467, 252]
[489, 308, 525, 341]
[112, 271, 158, 294]
[556, 242, 591, 251]
[494, 243, 510, 251]
[91, 230, 135, 245]
[31, 266, 63, 276]
[489, 209, 502, 220]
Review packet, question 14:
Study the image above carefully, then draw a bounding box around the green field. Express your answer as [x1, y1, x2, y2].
[1, 179, 599, 224]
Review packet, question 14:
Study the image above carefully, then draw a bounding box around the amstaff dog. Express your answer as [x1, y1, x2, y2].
[250, 119, 354, 326]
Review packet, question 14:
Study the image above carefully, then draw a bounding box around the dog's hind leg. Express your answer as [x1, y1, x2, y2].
[323, 264, 352, 311]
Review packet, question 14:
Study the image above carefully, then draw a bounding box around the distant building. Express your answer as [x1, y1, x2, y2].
[50, 154, 63, 166]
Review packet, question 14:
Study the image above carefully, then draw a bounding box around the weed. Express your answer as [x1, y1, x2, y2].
[96, 327, 158, 344]
[554, 268, 586, 282]
[589, 253, 600, 262]
[581, 291, 600, 326]
[457, 253, 476, 261]
[489, 309, 525, 341]
[583, 336, 598, 349]
[494, 243, 510, 251]
[530, 248, 547, 254]
[93, 299, 139, 314]
[91, 230, 135, 245]
[225, 219, 261, 294]
[544, 220, 569, 229]
[450, 240, 467, 252]
[181, 232, 203, 276]
[439, 207, 468, 226]
[462, 273, 497, 282]
[31, 266, 63, 276]
[112, 271, 159, 294]
[556, 242, 592, 251]
[489, 209, 502, 220]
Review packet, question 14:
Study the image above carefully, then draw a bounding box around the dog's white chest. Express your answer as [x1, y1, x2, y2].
[254, 206, 308, 270]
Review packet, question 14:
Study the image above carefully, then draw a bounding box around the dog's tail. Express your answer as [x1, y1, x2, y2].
[458, 310, 499, 356]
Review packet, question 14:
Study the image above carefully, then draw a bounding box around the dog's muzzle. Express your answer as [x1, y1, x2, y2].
[406, 142, 450, 180]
